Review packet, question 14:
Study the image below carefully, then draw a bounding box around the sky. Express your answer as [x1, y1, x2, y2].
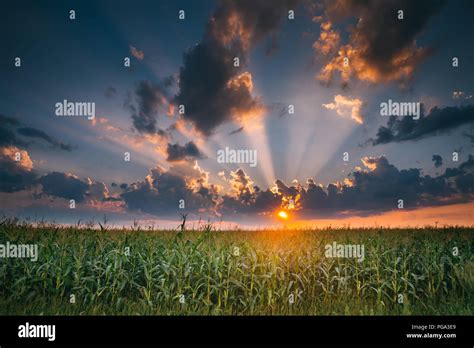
[0, 0, 473, 228]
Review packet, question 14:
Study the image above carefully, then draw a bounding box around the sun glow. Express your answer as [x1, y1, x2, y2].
[277, 211, 289, 220]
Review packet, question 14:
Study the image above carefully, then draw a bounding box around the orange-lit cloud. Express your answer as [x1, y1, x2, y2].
[227, 72, 266, 129]
[360, 156, 379, 171]
[1, 146, 33, 171]
[211, 10, 252, 52]
[129, 45, 144, 60]
[91, 116, 123, 133]
[313, 21, 340, 56]
[317, 43, 430, 85]
[174, 0, 293, 136]
[314, 0, 443, 85]
[323, 94, 364, 124]
[229, 168, 255, 200]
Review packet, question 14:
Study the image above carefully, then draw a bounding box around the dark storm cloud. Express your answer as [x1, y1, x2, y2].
[220, 188, 280, 215]
[211, 0, 298, 45]
[0, 152, 108, 201]
[345, 0, 443, 70]
[37, 172, 89, 202]
[33, 172, 112, 202]
[303, 155, 472, 214]
[230, 168, 256, 204]
[174, 0, 297, 136]
[442, 155, 474, 194]
[372, 105, 474, 145]
[0, 114, 73, 151]
[121, 166, 218, 217]
[458, 155, 474, 173]
[0, 149, 37, 193]
[126, 80, 171, 135]
[108, 154, 474, 218]
[0, 114, 21, 126]
[220, 168, 280, 214]
[17, 127, 73, 151]
[0, 122, 78, 194]
[454, 173, 474, 194]
[432, 155, 443, 168]
[0, 126, 22, 147]
[0, 114, 25, 147]
[316, 0, 445, 84]
[220, 156, 473, 217]
[443, 155, 474, 179]
[327, 157, 454, 211]
[166, 141, 205, 162]
[174, 41, 256, 136]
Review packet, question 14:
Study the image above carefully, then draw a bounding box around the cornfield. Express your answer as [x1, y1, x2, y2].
[0, 219, 473, 315]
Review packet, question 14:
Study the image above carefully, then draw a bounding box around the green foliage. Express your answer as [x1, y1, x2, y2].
[0, 219, 472, 315]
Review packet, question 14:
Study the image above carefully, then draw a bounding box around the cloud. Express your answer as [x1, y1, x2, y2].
[432, 155, 443, 168]
[0, 115, 30, 148]
[86, 179, 111, 201]
[340, 156, 429, 211]
[118, 153, 474, 218]
[228, 168, 256, 203]
[219, 155, 474, 218]
[443, 155, 474, 194]
[5, 152, 472, 220]
[0, 146, 37, 193]
[295, 156, 470, 216]
[121, 162, 220, 217]
[323, 94, 364, 124]
[174, 43, 262, 136]
[313, 21, 340, 56]
[126, 80, 172, 134]
[35, 172, 113, 203]
[372, 105, 474, 145]
[314, 0, 445, 85]
[0, 114, 21, 127]
[166, 141, 206, 162]
[0, 123, 23, 147]
[129, 45, 144, 60]
[210, 0, 298, 49]
[37, 172, 90, 202]
[174, 0, 296, 136]
[220, 169, 280, 215]
[17, 127, 73, 151]
[0, 114, 73, 151]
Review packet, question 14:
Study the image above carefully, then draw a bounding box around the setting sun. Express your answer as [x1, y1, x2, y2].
[277, 211, 289, 219]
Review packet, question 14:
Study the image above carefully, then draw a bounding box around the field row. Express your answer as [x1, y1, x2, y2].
[0, 224, 473, 315]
